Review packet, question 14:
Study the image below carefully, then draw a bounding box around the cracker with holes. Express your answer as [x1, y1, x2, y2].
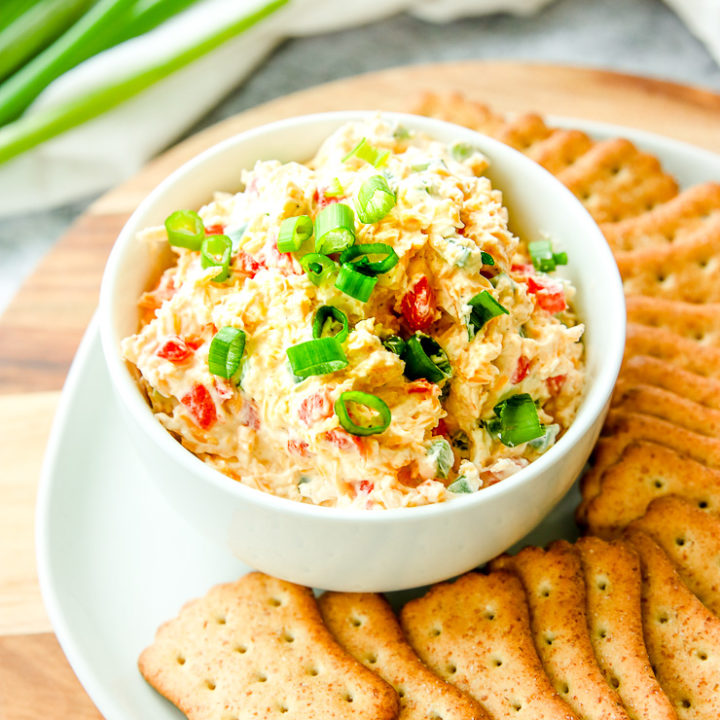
[413, 92, 506, 136]
[575, 537, 678, 720]
[624, 529, 720, 720]
[525, 128, 594, 176]
[601, 182, 720, 253]
[490, 542, 631, 720]
[580, 442, 720, 537]
[617, 227, 720, 302]
[555, 138, 678, 224]
[577, 436, 632, 521]
[319, 591, 487, 720]
[138, 572, 399, 720]
[400, 571, 579, 720]
[630, 496, 720, 618]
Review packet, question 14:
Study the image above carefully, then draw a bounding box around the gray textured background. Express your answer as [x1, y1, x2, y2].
[2, 0, 719, 313]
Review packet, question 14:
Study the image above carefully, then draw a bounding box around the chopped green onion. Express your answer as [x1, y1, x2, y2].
[467, 291, 509, 340]
[450, 142, 478, 162]
[208, 327, 246, 380]
[451, 430, 470, 454]
[164, 209, 205, 250]
[342, 137, 390, 167]
[401, 333, 452, 384]
[335, 263, 378, 302]
[489, 393, 545, 447]
[301, 253, 338, 286]
[278, 215, 313, 253]
[427, 438, 454, 479]
[324, 177, 344, 198]
[355, 175, 396, 224]
[314, 203, 355, 255]
[334, 391, 391, 436]
[312, 306, 349, 343]
[529, 240, 568, 273]
[200, 234, 232, 282]
[393, 126, 411, 140]
[481, 251, 495, 266]
[382, 335, 406, 356]
[447, 477, 473, 494]
[286, 337, 347, 379]
[340, 243, 399, 276]
[528, 423, 560, 452]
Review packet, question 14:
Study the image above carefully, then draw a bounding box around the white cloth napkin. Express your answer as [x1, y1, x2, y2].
[0, 0, 715, 216]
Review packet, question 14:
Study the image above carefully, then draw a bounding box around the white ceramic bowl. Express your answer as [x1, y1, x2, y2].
[99, 111, 624, 592]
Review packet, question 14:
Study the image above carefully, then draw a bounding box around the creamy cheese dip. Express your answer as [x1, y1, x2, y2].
[122, 117, 585, 509]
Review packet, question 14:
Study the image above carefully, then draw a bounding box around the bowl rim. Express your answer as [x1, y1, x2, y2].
[99, 109, 625, 523]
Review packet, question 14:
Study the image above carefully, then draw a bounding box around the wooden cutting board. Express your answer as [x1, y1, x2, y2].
[1, 61, 719, 719]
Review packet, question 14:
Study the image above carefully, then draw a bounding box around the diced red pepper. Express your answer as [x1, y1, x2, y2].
[525, 276, 567, 313]
[358, 480, 374, 494]
[236, 251, 263, 278]
[287, 438, 310, 457]
[511, 263, 535, 276]
[511, 355, 531, 384]
[204, 223, 225, 235]
[181, 384, 217, 430]
[298, 389, 334, 426]
[432, 418, 449, 437]
[156, 336, 192, 364]
[407, 379, 437, 394]
[547, 374, 567, 396]
[313, 187, 343, 210]
[324, 428, 364, 452]
[401, 276, 437, 332]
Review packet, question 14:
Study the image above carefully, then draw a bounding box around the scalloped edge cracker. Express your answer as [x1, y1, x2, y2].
[413, 91, 505, 136]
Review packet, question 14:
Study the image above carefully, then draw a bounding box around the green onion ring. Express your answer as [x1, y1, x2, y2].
[335, 263, 378, 302]
[490, 393, 545, 447]
[355, 175, 396, 224]
[339, 242, 399, 275]
[467, 290, 508, 339]
[401, 333, 452, 384]
[382, 335, 406, 356]
[480, 251, 495, 266]
[165, 209, 205, 250]
[208, 327, 246, 380]
[286, 337, 347, 379]
[342, 137, 390, 167]
[277, 215, 313, 253]
[300, 253, 338, 286]
[334, 390, 391, 436]
[312, 305, 349, 343]
[314, 203, 355, 255]
[200, 234, 232, 282]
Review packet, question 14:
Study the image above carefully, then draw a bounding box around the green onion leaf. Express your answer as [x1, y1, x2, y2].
[286, 337, 347, 379]
[401, 333, 452, 384]
[529, 239, 568, 273]
[489, 393, 545, 447]
[481, 251, 495, 266]
[208, 327, 246, 380]
[340, 243, 399, 276]
[335, 263, 378, 302]
[278, 215, 313, 253]
[334, 390, 391, 436]
[343, 137, 390, 167]
[450, 142, 479, 162]
[355, 175, 396, 224]
[447, 477, 473, 494]
[382, 335, 406, 356]
[467, 291, 509, 340]
[315, 203, 355, 254]
[554, 251, 568, 266]
[312, 305, 349, 343]
[324, 177, 344, 198]
[427, 438, 454, 479]
[165, 209, 205, 250]
[300, 253, 338, 286]
[200, 234, 232, 282]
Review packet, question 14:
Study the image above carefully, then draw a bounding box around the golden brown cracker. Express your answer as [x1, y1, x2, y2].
[525, 129, 594, 175]
[318, 592, 486, 720]
[630, 496, 720, 618]
[556, 138, 678, 224]
[138, 572, 399, 720]
[582, 442, 720, 538]
[575, 537, 678, 720]
[601, 182, 720, 253]
[413, 92, 506, 136]
[492, 112, 553, 151]
[490, 542, 631, 720]
[624, 529, 720, 720]
[401, 571, 578, 720]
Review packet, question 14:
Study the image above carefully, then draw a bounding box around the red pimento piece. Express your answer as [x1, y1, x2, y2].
[204, 223, 225, 235]
[236, 251, 263, 278]
[156, 336, 192, 363]
[298, 389, 334, 426]
[547, 374, 567, 396]
[358, 480, 374, 494]
[181, 384, 217, 429]
[525, 276, 567, 313]
[432, 418, 449, 437]
[407, 379, 437, 394]
[401, 276, 436, 332]
[287, 439, 310, 457]
[240, 399, 261, 431]
[324, 428, 364, 452]
[313, 187, 343, 210]
[511, 355, 531, 384]
[511, 263, 535, 276]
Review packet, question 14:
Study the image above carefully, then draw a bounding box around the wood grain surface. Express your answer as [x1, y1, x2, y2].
[1, 61, 719, 719]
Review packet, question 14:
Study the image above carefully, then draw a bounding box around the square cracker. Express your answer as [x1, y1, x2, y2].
[574, 537, 677, 720]
[401, 571, 579, 720]
[624, 529, 720, 720]
[629, 496, 720, 618]
[319, 592, 487, 720]
[138, 572, 399, 720]
[601, 182, 720, 253]
[490, 542, 631, 720]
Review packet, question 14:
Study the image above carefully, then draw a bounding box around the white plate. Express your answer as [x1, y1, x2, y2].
[37, 119, 720, 720]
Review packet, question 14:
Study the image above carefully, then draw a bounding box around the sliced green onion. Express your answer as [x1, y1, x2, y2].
[427, 438, 454, 479]
[286, 337, 347, 379]
[447, 477, 473, 494]
[340, 243, 399, 276]
[382, 335, 406, 356]
[324, 177, 344, 198]
[529, 240, 568, 273]
[356, 175, 396, 224]
[401, 333, 452, 384]
[313, 306, 349, 343]
[393, 126, 411, 140]
[208, 327, 246, 380]
[467, 291, 509, 340]
[334, 391, 391, 436]
[165, 209, 205, 250]
[315, 203, 355, 254]
[278, 215, 312, 253]
[490, 393, 545, 447]
[201, 234, 232, 282]
[481, 251, 495, 266]
[342, 137, 390, 167]
[450, 142, 478, 162]
[335, 263, 378, 302]
[301, 253, 338, 286]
